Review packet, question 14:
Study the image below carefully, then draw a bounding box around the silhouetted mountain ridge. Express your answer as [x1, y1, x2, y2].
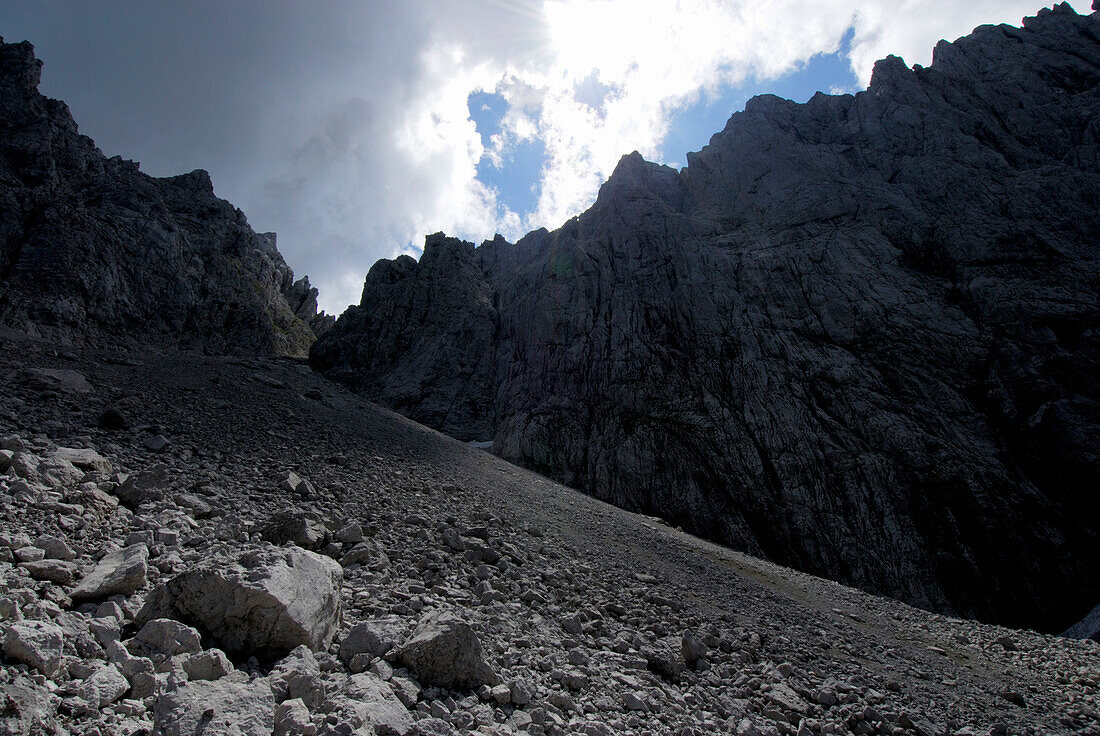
[312, 3, 1100, 632]
[0, 37, 332, 355]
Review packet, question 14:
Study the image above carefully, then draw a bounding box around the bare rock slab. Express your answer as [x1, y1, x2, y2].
[53, 447, 112, 475]
[2, 619, 65, 677]
[152, 675, 274, 736]
[343, 673, 415, 736]
[141, 544, 342, 655]
[394, 609, 498, 690]
[70, 543, 149, 600]
[0, 673, 62, 735]
[339, 615, 407, 664]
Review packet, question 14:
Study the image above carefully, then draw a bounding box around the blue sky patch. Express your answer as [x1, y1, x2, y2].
[659, 27, 859, 167]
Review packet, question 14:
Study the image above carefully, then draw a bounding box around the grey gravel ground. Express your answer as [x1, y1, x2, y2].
[1, 331, 1097, 736]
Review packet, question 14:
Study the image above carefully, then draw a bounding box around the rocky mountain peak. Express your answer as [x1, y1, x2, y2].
[0, 37, 42, 98]
[589, 151, 687, 221]
[0, 38, 329, 355]
[313, 4, 1100, 633]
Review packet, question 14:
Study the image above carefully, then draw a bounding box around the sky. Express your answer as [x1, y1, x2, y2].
[1, 1, 1090, 315]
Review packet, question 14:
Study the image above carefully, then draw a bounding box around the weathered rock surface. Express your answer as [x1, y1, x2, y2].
[339, 616, 407, 664]
[139, 545, 343, 655]
[151, 675, 275, 736]
[0, 38, 328, 356]
[0, 673, 62, 736]
[312, 4, 1100, 632]
[2, 620, 64, 677]
[394, 610, 499, 690]
[81, 663, 130, 707]
[342, 673, 416, 735]
[1, 333, 1098, 735]
[70, 543, 149, 600]
[1065, 603, 1100, 642]
[2, 7, 1100, 735]
[114, 463, 169, 507]
[132, 618, 203, 660]
[260, 509, 328, 551]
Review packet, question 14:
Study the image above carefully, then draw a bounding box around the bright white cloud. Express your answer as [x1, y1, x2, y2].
[498, 0, 1091, 233]
[11, 0, 1089, 314]
[231, 0, 1099, 314]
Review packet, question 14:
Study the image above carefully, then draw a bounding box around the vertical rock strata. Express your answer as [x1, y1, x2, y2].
[313, 5, 1100, 631]
[0, 38, 327, 355]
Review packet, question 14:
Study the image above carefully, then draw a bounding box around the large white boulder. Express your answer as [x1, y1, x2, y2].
[70, 543, 149, 600]
[140, 545, 342, 655]
[393, 610, 498, 690]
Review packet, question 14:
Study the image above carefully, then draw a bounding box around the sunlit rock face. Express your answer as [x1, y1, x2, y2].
[312, 4, 1100, 632]
[0, 38, 328, 356]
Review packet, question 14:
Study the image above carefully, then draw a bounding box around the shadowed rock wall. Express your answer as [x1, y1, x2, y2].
[313, 4, 1100, 631]
[0, 38, 330, 356]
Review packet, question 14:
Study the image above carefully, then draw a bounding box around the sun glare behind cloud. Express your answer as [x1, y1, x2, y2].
[16, 0, 1084, 315]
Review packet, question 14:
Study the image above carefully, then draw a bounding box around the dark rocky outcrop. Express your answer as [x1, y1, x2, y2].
[313, 4, 1100, 632]
[0, 38, 327, 356]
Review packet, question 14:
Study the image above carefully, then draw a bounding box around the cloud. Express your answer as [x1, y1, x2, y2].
[2, 0, 1090, 314]
[497, 0, 1091, 233]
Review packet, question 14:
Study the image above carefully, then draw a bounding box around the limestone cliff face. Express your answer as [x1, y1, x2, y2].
[0, 38, 328, 356]
[312, 4, 1100, 631]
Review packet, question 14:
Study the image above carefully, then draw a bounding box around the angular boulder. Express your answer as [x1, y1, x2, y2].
[259, 509, 328, 551]
[114, 464, 169, 506]
[70, 543, 149, 600]
[342, 673, 415, 736]
[132, 619, 203, 660]
[273, 698, 312, 736]
[81, 663, 130, 707]
[339, 616, 407, 664]
[20, 559, 77, 585]
[140, 545, 342, 655]
[393, 610, 497, 690]
[182, 648, 234, 681]
[268, 645, 325, 710]
[0, 673, 61, 736]
[35, 455, 84, 489]
[2, 620, 65, 677]
[152, 675, 275, 736]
